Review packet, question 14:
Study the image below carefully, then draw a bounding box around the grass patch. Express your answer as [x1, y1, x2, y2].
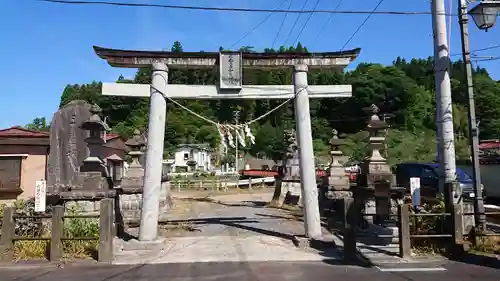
[4, 200, 100, 261]
[471, 235, 500, 255]
[14, 241, 48, 260]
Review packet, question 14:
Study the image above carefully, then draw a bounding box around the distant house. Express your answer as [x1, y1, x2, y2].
[243, 156, 278, 170]
[0, 127, 50, 202]
[0, 127, 129, 203]
[167, 144, 212, 173]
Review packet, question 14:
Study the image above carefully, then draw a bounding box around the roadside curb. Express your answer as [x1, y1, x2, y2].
[0, 259, 100, 269]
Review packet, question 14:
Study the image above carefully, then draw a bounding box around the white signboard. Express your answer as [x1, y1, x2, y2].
[35, 180, 47, 212]
[219, 52, 242, 90]
[410, 177, 421, 207]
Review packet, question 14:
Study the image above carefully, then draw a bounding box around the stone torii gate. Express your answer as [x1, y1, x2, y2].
[93, 46, 360, 242]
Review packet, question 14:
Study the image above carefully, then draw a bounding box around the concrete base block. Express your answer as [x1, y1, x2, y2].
[358, 224, 398, 245]
[292, 235, 312, 249]
[292, 235, 334, 250]
[117, 238, 166, 252]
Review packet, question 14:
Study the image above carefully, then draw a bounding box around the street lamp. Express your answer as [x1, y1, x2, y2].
[469, 0, 500, 31]
[457, 0, 500, 231]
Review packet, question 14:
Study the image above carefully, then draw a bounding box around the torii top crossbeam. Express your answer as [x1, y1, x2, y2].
[93, 46, 360, 70]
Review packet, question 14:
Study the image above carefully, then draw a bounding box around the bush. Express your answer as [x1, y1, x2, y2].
[408, 201, 447, 253]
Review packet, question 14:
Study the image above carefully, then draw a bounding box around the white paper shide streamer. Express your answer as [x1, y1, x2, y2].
[236, 129, 246, 147]
[216, 123, 228, 150]
[226, 129, 236, 148]
[218, 124, 256, 150]
[244, 125, 255, 145]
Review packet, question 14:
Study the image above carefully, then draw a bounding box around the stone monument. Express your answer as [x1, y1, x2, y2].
[44, 103, 117, 216]
[47, 100, 92, 193]
[60, 104, 116, 213]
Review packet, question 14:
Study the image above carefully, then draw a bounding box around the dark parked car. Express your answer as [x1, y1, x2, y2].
[395, 162, 482, 203]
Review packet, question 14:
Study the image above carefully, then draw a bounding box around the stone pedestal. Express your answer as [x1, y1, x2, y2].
[119, 181, 171, 223]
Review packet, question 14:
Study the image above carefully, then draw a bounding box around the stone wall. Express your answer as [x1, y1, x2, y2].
[61, 181, 172, 224]
[65, 200, 102, 216]
[119, 181, 172, 223]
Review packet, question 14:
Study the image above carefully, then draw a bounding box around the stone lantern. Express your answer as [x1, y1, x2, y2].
[358, 104, 394, 225]
[72, 103, 113, 193]
[360, 104, 392, 181]
[324, 129, 351, 199]
[80, 104, 110, 174]
[124, 129, 146, 179]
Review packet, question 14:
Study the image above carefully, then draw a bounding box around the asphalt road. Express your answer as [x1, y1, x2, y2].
[1, 260, 499, 281]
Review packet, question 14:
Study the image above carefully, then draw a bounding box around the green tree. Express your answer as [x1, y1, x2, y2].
[25, 117, 50, 132]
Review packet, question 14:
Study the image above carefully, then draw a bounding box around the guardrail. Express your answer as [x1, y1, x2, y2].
[340, 198, 500, 260]
[0, 198, 113, 263]
[170, 177, 275, 192]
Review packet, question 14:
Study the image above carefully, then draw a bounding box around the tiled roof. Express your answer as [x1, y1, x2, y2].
[0, 126, 49, 138]
[105, 133, 121, 141]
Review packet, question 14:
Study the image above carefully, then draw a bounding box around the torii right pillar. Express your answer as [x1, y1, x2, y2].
[293, 64, 322, 239]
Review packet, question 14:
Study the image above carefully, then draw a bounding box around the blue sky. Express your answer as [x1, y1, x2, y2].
[1, 0, 499, 129]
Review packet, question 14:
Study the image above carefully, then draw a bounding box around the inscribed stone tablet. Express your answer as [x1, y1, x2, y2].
[219, 52, 242, 89]
[47, 100, 92, 192]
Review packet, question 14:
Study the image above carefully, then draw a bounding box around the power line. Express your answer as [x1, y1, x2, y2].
[340, 0, 385, 51]
[292, 0, 322, 46]
[311, 0, 345, 48]
[473, 55, 500, 62]
[450, 44, 500, 56]
[37, 0, 471, 16]
[230, 0, 290, 49]
[474, 45, 500, 52]
[283, 0, 310, 47]
[272, 0, 293, 49]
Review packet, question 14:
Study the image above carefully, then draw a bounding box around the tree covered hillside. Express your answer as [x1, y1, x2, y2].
[31, 41, 500, 165]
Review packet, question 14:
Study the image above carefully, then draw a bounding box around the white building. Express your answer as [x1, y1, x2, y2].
[165, 144, 212, 173]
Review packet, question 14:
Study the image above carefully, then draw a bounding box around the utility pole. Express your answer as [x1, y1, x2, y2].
[234, 110, 240, 175]
[458, 0, 486, 230]
[431, 0, 458, 209]
[432, 2, 445, 195]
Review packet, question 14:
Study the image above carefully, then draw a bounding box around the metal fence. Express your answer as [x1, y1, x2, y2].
[0, 198, 113, 263]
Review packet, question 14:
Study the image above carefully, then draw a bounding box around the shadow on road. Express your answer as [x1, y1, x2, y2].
[155, 216, 297, 240]
[180, 197, 269, 208]
[445, 251, 500, 270]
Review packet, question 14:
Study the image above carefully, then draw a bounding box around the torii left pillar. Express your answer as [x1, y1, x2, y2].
[139, 62, 168, 241]
[294, 64, 321, 238]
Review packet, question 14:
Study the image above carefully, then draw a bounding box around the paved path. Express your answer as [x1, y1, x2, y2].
[115, 191, 341, 264]
[163, 191, 309, 237]
[1, 260, 499, 281]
